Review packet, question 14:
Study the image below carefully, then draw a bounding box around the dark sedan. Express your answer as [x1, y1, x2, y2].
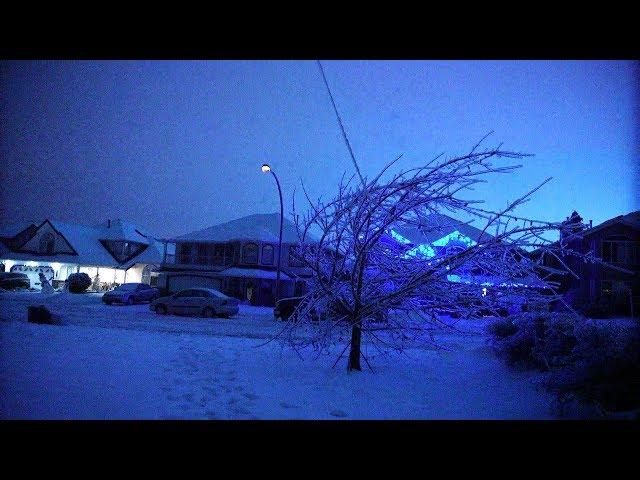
[0, 272, 30, 290]
[102, 283, 159, 305]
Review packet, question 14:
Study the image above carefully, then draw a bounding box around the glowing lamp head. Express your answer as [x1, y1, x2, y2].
[261, 164, 271, 173]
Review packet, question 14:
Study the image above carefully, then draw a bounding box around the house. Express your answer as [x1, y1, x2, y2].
[536, 210, 640, 316]
[156, 213, 315, 306]
[0, 218, 165, 290]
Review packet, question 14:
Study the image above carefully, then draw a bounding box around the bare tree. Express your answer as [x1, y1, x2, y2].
[275, 136, 614, 372]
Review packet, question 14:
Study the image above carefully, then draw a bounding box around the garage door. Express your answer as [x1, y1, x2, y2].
[167, 274, 222, 294]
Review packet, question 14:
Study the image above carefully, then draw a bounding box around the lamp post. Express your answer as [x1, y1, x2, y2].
[261, 163, 284, 304]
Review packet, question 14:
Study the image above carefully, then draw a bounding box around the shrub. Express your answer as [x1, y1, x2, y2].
[489, 313, 578, 370]
[531, 314, 578, 369]
[546, 322, 640, 414]
[27, 305, 62, 325]
[486, 318, 518, 338]
[67, 272, 91, 293]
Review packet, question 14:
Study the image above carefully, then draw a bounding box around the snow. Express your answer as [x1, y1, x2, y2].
[172, 212, 318, 243]
[2, 219, 164, 268]
[0, 290, 555, 419]
[219, 267, 293, 280]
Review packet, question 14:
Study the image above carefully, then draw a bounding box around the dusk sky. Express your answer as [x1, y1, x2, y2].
[1, 60, 638, 238]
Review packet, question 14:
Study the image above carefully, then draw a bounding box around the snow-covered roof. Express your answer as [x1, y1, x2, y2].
[218, 267, 292, 281]
[95, 219, 152, 245]
[173, 213, 314, 243]
[0, 222, 35, 238]
[1, 219, 163, 268]
[392, 213, 494, 246]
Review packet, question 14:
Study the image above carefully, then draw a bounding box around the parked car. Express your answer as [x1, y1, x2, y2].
[102, 283, 159, 305]
[150, 288, 239, 318]
[274, 296, 305, 321]
[0, 272, 30, 290]
[274, 296, 355, 322]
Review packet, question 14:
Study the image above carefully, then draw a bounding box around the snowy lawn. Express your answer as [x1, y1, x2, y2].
[0, 290, 555, 419]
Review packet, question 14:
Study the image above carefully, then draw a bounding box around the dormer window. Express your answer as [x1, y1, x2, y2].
[101, 240, 147, 263]
[38, 233, 55, 254]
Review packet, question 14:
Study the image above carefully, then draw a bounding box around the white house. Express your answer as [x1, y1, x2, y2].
[0, 218, 165, 290]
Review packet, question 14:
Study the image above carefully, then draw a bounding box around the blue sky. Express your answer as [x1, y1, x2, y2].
[1, 60, 637, 238]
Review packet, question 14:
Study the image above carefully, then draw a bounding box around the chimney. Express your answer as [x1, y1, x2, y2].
[560, 210, 585, 243]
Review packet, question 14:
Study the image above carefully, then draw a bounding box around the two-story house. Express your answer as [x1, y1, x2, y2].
[536, 210, 640, 317]
[156, 213, 314, 306]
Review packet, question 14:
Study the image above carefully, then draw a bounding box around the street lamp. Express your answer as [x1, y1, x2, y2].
[261, 163, 284, 304]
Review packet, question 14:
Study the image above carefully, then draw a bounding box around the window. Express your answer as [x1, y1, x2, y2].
[175, 290, 194, 298]
[602, 236, 640, 265]
[288, 245, 305, 267]
[242, 243, 258, 264]
[211, 244, 225, 265]
[178, 243, 193, 264]
[39, 233, 55, 255]
[197, 243, 208, 265]
[261, 244, 274, 265]
[225, 244, 235, 265]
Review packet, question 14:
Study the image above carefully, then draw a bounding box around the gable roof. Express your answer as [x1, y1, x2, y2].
[173, 213, 313, 243]
[391, 213, 494, 246]
[94, 219, 152, 245]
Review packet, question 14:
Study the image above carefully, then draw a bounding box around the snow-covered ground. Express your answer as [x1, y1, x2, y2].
[0, 290, 556, 419]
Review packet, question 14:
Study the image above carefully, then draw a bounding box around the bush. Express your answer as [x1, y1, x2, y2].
[27, 305, 62, 325]
[546, 322, 640, 414]
[488, 313, 640, 416]
[67, 272, 91, 293]
[486, 318, 518, 338]
[489, 313, 578, 370]
[531, 314, 578, 369]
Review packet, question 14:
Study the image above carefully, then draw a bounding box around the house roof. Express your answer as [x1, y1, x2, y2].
[583, 210, 640, 237]
[1, 219, 163, 268]
[391, 213, 494, 246]
[94, 219, 152, 245]
[0, 222, 36, 238]
[173, 213, 314, 243]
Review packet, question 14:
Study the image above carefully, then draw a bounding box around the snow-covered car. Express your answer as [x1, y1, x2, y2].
[102, 283, 159, 305]
[150, 288, 239, 318]
[0, 272, 30, 290]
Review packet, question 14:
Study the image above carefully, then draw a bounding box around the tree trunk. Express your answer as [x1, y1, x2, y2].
[347, 323, 362, 371]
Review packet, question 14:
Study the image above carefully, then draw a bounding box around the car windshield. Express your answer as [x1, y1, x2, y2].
[114, 284, 138, 291]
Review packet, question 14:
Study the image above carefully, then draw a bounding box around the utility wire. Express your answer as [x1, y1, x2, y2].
[317, 60, 365, 187]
